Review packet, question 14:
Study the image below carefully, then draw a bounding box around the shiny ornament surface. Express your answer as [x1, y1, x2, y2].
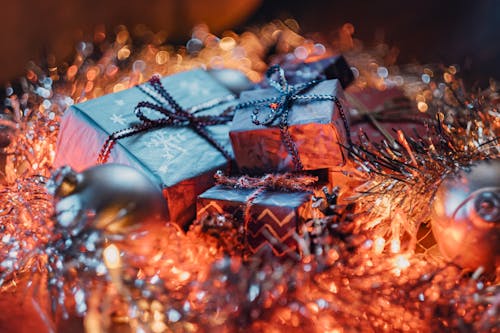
[49, 164, 168, 235]
[431, 159, 500, 271]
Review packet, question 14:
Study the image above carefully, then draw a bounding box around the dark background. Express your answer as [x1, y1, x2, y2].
[1, 0, 499, 85]
[245, 0, 500, 85]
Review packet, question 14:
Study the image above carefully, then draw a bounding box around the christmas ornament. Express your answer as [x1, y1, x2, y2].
[431, 159, 500, 271]
[49, 163, 169, 234]
[0, 164, 169, 322]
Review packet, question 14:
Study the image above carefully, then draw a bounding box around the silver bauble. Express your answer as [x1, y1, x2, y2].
[431, 159, 499, 271]
[48, 164, 168, 235]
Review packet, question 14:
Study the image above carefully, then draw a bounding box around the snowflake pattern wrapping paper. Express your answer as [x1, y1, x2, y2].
[54, 69, 236, 227]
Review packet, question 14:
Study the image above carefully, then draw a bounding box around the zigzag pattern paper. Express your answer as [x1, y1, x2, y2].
[197, 185, 313, 256]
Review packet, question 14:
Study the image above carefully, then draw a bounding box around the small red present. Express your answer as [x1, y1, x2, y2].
[346, 86, 430, 145]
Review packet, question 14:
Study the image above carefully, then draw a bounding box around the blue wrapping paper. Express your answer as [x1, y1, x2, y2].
[229, 78, 349, 174]
[54, 69, 236, 227]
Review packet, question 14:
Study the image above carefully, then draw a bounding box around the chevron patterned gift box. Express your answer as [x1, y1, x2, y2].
[197, 185, 318, 257]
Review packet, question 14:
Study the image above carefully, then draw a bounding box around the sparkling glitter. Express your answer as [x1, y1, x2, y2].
[421, 73, 431, 84]
[133, 60, 147, 73]
[116, 30, 129, 44]
[219, 37, 236, 51]
[294, 46, 309, 60]
[42, 100, 51, 109]
[0, 20, 497, 333]
[167, 309, 181, 322]
[313, 43, 326, 55]
[377, 66, 389, 78]
[117, 47, 131, 60]
[417, 101, 428, 112]
[155, 51, 169, 65]
[187, 38, 203, 53]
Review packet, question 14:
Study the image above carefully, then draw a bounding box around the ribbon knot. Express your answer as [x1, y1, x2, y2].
[235, 65, 351, 171]
[214, 170, 318, 192]
[98, 75, 233, 165]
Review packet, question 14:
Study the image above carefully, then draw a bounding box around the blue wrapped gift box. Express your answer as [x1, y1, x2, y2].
[54, 69, 236, 227]
[229, 78, 349, 174]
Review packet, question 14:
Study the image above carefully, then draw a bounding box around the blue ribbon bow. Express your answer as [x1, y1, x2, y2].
[98, 75, 233, 164]
[235, 65, 351, 171]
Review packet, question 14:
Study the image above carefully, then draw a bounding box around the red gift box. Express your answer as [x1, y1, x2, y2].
[346, 86, 430, 145]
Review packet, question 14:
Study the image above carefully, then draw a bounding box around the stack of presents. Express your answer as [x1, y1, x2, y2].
[54, 55, 419, 257]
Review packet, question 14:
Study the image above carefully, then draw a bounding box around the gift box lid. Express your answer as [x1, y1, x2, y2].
[230, 78, 345, 132]
[59, 69, 236, 187]
[198, 185, 313, 209]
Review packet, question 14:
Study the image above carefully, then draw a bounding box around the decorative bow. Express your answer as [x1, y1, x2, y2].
[98, 75, 233, 164]
[214, 170, 317, 192]
[234, 65, 351, 171]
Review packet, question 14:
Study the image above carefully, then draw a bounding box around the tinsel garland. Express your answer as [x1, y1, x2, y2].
[349, 68, 500, 253]
[0, 21, 498, 332]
